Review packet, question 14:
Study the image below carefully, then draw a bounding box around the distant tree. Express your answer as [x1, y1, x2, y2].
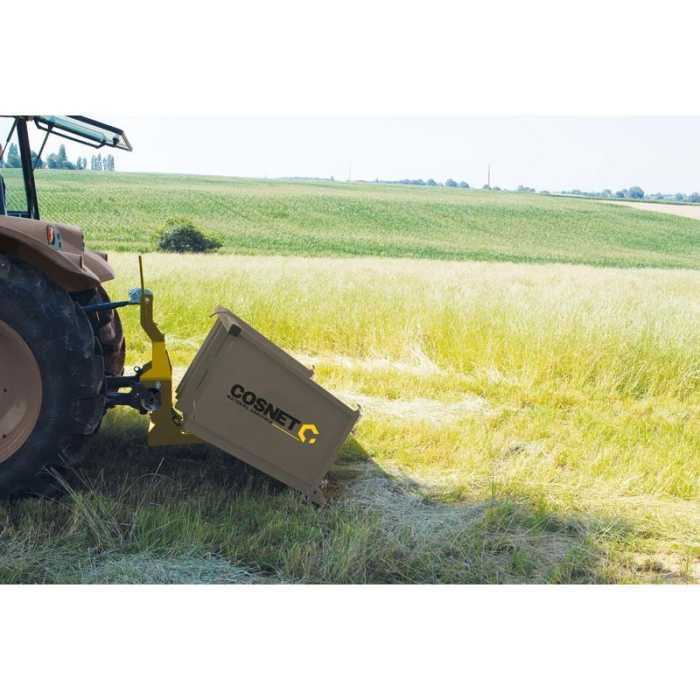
[445, 178, 458, 188]
[628, 185, 644, 200]
[57, 145, 68, 167]
[47, 145, 78, 169]
[426, 178, 437, 186]
[5, 143, 21, 168]
[615, 189, 627, 199]
[482, 184, 491, 190]
[675, 192, 686, 202]
[458, 181, 469, 188]
[688, 192, 700, 203]
[601, 189, 612, 198]
[30, 150, 44, 169]
[492, 186, 501, 191]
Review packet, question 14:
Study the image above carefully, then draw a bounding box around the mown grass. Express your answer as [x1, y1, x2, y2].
[4, 169, 700, 268]
[1, 254, 698, 583]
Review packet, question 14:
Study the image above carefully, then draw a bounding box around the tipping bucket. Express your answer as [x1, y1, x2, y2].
[176, 308, 360, 503]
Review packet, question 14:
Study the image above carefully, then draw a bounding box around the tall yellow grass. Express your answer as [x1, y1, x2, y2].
[105, 253, 700, 574]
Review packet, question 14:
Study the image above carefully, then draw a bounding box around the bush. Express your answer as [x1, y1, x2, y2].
[155, 219, 221, 253]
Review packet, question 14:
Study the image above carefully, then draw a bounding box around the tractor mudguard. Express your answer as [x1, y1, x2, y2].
[0, 215, 114, 292]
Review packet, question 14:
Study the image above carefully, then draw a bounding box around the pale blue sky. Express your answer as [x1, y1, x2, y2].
[28, 117, 700, 193]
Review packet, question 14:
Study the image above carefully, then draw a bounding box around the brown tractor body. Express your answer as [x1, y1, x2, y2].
[0, 215, 115, 291]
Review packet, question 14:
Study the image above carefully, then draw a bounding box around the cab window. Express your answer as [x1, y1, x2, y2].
[0, 117, 29, 216]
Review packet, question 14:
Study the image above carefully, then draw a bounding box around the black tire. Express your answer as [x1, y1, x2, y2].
[0, 256, 105, 497]
[72, 285, 126, 377]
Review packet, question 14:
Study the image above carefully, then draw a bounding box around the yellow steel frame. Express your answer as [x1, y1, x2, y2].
[136, 257, 201, 447]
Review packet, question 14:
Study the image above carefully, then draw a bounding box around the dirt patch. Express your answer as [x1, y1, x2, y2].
[609, 200, 700, 221]
[631, 552, 700, 583]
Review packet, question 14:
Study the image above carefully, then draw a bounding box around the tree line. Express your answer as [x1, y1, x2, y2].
[373, 178, 470, 188]
[562, 186, 700, 203]
[0, 143, 115, 171]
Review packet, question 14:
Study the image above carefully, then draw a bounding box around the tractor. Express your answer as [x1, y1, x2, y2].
[0, 116, 357, 502]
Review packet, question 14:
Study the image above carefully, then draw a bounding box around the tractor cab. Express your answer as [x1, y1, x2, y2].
[0, 115, 131, 220]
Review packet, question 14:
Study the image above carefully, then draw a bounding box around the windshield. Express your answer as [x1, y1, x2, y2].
[33, 116, 132, 151]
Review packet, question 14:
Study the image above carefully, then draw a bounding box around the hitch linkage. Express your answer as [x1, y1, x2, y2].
[105, 369, 161, 414]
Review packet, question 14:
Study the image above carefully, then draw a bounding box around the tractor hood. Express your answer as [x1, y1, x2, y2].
[0, 215, 114, 292]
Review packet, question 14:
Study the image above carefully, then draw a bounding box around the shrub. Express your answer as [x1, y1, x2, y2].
[155, 219, 221, 253]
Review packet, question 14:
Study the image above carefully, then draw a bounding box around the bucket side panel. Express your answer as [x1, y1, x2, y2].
[180, 333, 358, 500]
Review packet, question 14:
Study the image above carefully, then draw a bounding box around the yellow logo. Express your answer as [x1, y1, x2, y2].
[298, 423, 319, 445]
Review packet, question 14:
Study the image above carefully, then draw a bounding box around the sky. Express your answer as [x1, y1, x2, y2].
[18, 117, 700, 193]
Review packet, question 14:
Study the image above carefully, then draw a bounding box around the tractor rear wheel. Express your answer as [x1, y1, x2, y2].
[72, 285, 126, 377]
[0, 256, 105, 497]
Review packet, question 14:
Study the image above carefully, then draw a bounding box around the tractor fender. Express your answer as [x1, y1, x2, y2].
[0, 215, 114, 292]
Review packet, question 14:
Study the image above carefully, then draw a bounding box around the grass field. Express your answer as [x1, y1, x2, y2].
[3, 169, 700, 268]
[1, 253, 698, 583]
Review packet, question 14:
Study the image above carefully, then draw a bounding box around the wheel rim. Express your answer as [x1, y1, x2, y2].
[0, 320, 42, 463]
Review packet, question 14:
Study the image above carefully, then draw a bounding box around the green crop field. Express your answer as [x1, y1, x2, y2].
[1, 171, 699, 583]
[3, 169, 700, 268]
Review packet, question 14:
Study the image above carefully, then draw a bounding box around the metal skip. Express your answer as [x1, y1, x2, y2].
[175, 308, 360, 503]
